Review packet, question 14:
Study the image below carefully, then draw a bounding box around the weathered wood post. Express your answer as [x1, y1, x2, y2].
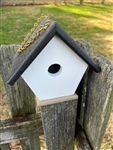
[74, 40, 113, 150]
[6, 16, 101, 150]
[38, 95, 78, 150]
[0, 45, 40, 150]
[75, 39, 93, 125]
[83, 56, 113, 150]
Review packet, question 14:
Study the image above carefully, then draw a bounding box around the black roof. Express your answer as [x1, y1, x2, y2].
[7, 17, 101, 85]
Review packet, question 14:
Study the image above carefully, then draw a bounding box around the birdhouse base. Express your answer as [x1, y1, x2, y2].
[39, 94, 78, 150]
[38, 94, 78, 106]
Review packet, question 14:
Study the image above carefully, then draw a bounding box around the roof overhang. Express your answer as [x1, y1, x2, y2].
[7, 17, 101, 85]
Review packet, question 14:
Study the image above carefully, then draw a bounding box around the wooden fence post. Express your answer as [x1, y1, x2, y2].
[75, 40, 113, 150]
[0, 45, 36, 117]
[75, 39, 93, 125]
[83, 56, 113, 150]
[39, 95, 78, 150]
[0, 45, 41, 150]
[75, 39, 93, 150]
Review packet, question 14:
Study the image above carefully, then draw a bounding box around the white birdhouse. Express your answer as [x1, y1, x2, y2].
[7, 16, 101, 101]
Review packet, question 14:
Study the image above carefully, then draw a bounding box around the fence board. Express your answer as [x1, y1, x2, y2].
[76, 39, 93, 125]
[75, 120, 91, 150]
[75, 40, 113, 149]
[0, 45, 36, 117]
[83, 56, 113, 150]
[0, 114, 43, 144]
[20, 136, 40, 150]
[0, 144, 11, 150]
[0, 45, 41, 150]
[40, 96, 78, 150]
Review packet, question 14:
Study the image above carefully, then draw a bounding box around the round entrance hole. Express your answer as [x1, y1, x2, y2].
[48, 64, 61, 74]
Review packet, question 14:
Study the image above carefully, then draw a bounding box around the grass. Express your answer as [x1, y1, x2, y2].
[0, 4, 113, 60]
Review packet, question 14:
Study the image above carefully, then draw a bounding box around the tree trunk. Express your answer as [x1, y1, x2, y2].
[102, 0, 106, 4]
[80, 0, 84, 5]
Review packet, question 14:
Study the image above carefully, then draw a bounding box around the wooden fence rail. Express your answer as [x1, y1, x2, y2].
[0, 114, 43, 144]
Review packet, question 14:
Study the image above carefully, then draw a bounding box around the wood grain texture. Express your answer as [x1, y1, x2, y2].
[75, 120, 91, 150]
[75, 40, 113, 149]
[0, 45, 36, 117]
[41, 98, 78, 150]
[83, 56, 113, 150]
[0, 114, 43, 144]
[76, 70, 89, 125]
[76, 39, 93, 125]
[20, 136, 40, 150]
[0, 144, 11, 150]
[0, 45, 40, 150]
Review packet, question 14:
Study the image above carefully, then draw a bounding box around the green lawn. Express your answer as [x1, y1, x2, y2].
[0, 4, 113, 60]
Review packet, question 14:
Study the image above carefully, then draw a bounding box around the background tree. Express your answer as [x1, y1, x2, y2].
[80, 0, 84, 5]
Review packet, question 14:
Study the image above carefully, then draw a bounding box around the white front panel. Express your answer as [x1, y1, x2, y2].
[22, 35, 88, 100]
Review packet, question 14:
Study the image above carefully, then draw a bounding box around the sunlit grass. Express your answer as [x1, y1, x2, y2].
[0, 4, 113, 60]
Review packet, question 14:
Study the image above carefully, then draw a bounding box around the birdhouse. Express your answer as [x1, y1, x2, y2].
[7, 16, 101, 101]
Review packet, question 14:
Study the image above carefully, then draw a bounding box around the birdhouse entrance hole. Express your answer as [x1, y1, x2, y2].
[48, 64, 61, 74]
